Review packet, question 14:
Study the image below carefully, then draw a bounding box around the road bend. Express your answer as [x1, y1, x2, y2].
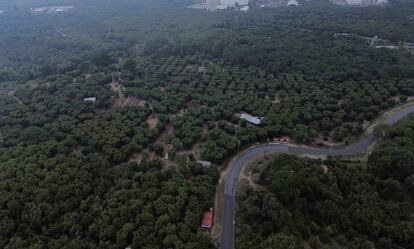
[219, 104, 414, 249]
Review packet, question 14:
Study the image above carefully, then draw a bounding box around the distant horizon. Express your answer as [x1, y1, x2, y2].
[345, 0, 388, 4]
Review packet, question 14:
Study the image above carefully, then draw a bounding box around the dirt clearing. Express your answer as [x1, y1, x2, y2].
[110, 81, 123, 95]
[111, 96, 150, 109]
[147, 115, 159, 129]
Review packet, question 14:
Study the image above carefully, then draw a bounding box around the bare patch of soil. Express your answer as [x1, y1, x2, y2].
[161, 160, 175, 170]
[361, 120, 370, 130]
[203, 124, 209, 136]
[147, 115, 159, 129]
[165, 124, 175, 133]
[148, 151, 158, 161]
[177, 142, 202, 160]
[110, 81, 123, 95]
[72, 147, 82, 156]
[111, 96, 148, 109]
[303, 241, 312, 249]
[238, 155, 273, 192]
[129, 153, 142, 164]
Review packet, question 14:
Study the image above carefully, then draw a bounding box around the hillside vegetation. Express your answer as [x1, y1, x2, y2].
[237, 115, 414, 249]
[0, 0, 414, 248]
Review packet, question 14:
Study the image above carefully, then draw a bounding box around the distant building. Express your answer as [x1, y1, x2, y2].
[331, 0, 388, 6]
[201, 208, 213, 229]
[30, 7, 45, 14]
[404, 42, 414, 50]
[240, 6, 249, 12]
[375, 45, 399, 50]
[30, 6, 74, 15]
[84, 97, 96, 103]
[373, 0, 388, 4]
[333, 33, 350, 38]
[287, 0, 299, 6]
[240, 112, 262, 125]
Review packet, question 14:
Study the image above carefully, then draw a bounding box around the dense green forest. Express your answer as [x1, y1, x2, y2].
[1, 0, 414, 248]
[0, 0, 221, 82]
[1, 0, 414, 150]
[236, 115, 414, 249]
[0, 142, 218, 248]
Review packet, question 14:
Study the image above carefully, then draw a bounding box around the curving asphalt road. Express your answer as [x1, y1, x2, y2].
[219, 104, 414, 249]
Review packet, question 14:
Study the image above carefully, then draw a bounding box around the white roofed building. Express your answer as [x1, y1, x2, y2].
[240, 112, 262, 125]
[287, 0, 299, 6]
[84, 97, 96, 103]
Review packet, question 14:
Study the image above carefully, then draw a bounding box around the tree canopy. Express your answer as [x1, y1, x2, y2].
[236, 115, 414, 249]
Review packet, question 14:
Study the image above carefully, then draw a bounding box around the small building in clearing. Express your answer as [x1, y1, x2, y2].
[201, 208, 213, 229]
[84, 97, 96, 103]
[240, 112, 262, 125]
[287, 0, 299, 6]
